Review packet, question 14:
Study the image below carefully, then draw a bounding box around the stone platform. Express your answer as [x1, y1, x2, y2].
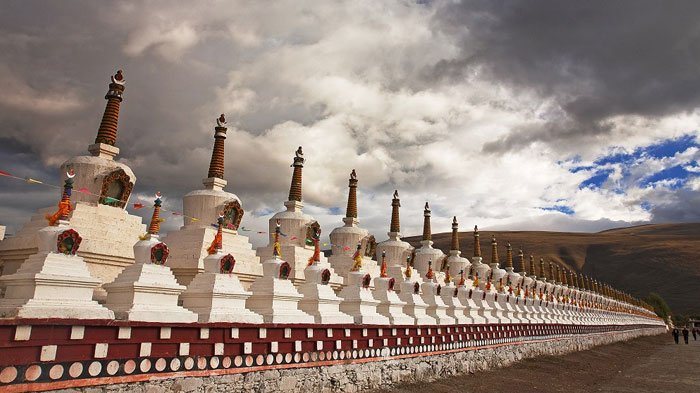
[0, 317, 664, 392]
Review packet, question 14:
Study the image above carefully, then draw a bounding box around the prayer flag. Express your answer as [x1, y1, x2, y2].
[78, 188, 90, 194]
[133, 203, 145, 209]
[0, 170, 11, 177]
[25, 178, 42, 184]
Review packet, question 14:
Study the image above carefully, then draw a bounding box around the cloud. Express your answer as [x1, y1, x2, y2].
[1, 1, 699, 248]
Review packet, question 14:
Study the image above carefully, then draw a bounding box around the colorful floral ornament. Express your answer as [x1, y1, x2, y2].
[220, 254, 236, 274]
[361, 273, 371, 289]
[57, 228, 82, 255]
[320, 269, 331, 285]
[278, 261, 291, 279]
[150, 242, 169, 265]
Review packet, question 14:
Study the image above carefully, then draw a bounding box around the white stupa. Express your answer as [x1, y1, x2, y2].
[501, 243, 526, 323]
[454, 270, 485, 324]
[164, 115, 262, 288]
[0, 171, 114, 319]
[328, 170, 379, 280]
[373, 251, 414, 325]
[397, 266, 436, 325]
[419, 261, 455, 325]
[472, 229, 504, 324]
[338, 248, 390, 325]
[413, 203, 446, 283]
[246, 223, 315, 324]
[255, 147, 342, 287]
[0, 71, 146, 300]
[103, 193, 197, 323]
[439, 269, 469, 325]
[375, 191, 417, 286]
[297, 226, 354, 324]
[180, 215, 263, 323]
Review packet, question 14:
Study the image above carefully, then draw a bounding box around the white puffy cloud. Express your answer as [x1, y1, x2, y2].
[1, 1, 699, 247]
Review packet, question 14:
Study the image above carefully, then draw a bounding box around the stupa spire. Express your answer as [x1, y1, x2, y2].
[206, 114, 228, 180]
[539, 258, 546, 279]
[148, 192, 163, 236]
[548, 261, 555, 282]
[490, 236, 499, 266]
[93, 70, 125, 149]
[450, 216, 460, 251]
[288, 146, 304, 202]
[505, 243, 513, 269]
[389, 190, 401, 233]
[345, 169, 358, 219]
[422, 202, 432, 241]
[518, 248, 526, 272]
[473, 225, 481, 257]
[556, 265, 563, 284]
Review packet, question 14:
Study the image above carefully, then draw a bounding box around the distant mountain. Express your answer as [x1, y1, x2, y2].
[404, 223, 700, 315]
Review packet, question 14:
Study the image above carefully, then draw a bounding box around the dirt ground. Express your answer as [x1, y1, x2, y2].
[375, 333, 700, 393]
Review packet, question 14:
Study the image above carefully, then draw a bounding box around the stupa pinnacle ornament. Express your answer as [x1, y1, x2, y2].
[529, 255, 536, 277]
[307, 227, 321, 266]
[422, 202, 431, 241]
[390, 190, 400, 233]
[147, 192, 163, 237]
[46, 168, 75, 226]
[206, 114, 228, 180]
[491, 236, 499, 266]
[505, 243, 514, 270]
[473, 225, 481, 257]
[518, 249, 525, 272]
[379, 250, 388, 278]
[350, 243, 363, 272]
[273, 219, 283, 258]
[288, 146, 304, 203]
[425, 260, 434, 280]
[346, 169, 358, 219]
[451, 216, 460, 251]
[93, 70, 125, 148]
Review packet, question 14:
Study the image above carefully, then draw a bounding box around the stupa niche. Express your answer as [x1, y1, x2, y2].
[164, 114, 262, 288]
[0, 70, 145, 300]
[256, 147, 342, 287]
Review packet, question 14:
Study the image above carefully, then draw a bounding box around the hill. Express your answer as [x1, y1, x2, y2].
[403, 223, 700, 315]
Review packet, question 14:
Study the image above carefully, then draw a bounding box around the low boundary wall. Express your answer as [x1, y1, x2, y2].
[0, 319, 664, 392]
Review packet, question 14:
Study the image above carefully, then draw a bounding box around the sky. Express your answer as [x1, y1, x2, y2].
[1, 1, 700, 247]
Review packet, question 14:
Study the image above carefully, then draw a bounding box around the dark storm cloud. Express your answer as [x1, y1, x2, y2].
[431, 0, 700, 151]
